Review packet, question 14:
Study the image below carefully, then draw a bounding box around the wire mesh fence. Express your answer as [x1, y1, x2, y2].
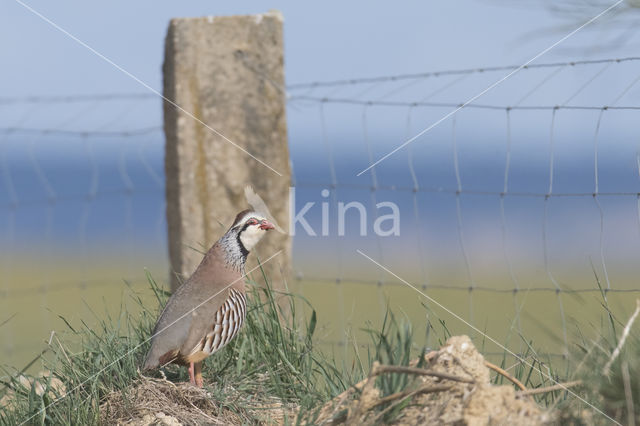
[0, 94, 166, 365]
[287, 55, 640, 359]
[2, 56, 640, 367]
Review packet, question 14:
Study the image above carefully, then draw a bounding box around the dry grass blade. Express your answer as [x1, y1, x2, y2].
[603, 299, 640, 377]
[621, 362, 635, 426]
[516, 380, 582, 397]
[0, 313, 17, 330]
[370, 364, 475, 384]
[485, 360, 527, 391]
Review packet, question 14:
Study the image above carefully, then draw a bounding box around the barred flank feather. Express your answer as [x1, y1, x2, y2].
[191, 289, 247, 358]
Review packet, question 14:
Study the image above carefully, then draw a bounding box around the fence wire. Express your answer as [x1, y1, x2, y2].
[2, 56, 640, 364]
[0, 94, 165, 362]
[286, 55, 640, 357]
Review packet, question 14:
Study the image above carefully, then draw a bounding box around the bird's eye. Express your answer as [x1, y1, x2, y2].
[247, 218, 258, 225]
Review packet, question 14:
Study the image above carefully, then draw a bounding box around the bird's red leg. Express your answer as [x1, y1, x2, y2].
[194, 361, 204, 387]
[188, 362, 196, 385]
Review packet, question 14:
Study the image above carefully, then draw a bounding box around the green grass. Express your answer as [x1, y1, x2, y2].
[0, 265, 638, 425]
[0, 265, 344, 425]
[553, 281, 640, 425]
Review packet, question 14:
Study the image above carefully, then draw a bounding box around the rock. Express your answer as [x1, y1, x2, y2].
[0, 393, 13, 410]
[13, 370, 65, 397]
[409, 335, 550, 425]
[0, 370, 66, 413]
[126, 412, 183, 426]
[463, 384, 550, 425]
[436, 335, 490, 383]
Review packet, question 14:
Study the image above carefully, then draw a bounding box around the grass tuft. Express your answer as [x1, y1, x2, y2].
[557, 297, 640, 425]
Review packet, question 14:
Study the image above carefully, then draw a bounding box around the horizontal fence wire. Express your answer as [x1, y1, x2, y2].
[288, 97, 640, 111]
[293, 182, 640, 198]
[0, 126, 162, 137]
[0, 93, 156, 104]
[293, 275, 640, 294]
[0, 276, 155, 299]
[0, 188, 163, 210]
[287, 56, 640, 89]
[3, 271, 639, 300]
[315, 339, 569, 358]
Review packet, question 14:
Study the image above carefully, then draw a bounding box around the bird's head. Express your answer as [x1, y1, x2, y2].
[230, 209, 275, 252]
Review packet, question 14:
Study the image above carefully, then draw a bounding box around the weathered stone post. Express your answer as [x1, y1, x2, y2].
[163, 12, 291, 294]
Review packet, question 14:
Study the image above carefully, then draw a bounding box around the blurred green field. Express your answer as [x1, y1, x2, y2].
[0, 254, 167, 373]
[298, 277, 639, 362]
[2, 252, 638, 375]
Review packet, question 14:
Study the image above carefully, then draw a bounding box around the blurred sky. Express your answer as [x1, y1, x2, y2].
[2, 0, 640, 103]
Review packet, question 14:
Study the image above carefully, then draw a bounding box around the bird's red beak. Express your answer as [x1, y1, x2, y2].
[259, 220, 275, 230]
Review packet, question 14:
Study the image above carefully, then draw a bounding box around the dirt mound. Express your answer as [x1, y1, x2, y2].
[312, 336, 554, 425]
[100, 377, 297, 425]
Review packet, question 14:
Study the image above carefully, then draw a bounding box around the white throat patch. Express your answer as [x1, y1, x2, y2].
[237, 212, 268, 251]
[239, 225, 265, 251]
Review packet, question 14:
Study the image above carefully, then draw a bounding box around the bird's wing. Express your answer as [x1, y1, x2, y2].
[142, 283, 198, 369]
[177, 246, 244, 357]
[179, 288, 230, 356]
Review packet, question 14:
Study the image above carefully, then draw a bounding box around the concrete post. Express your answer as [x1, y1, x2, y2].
[163, 12, 291, 293]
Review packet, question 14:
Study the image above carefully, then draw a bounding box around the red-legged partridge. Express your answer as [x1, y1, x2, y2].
[142, 209, 274, 387]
